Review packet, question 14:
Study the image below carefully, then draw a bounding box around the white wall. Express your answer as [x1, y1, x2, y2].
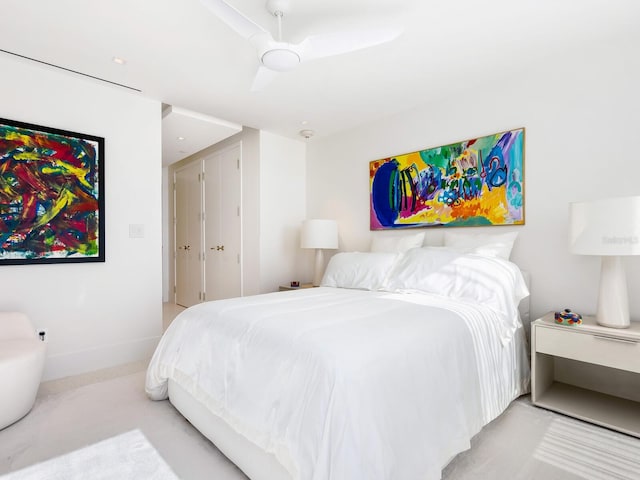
[0, 56, 163, 380]
[240, 128, 262, 296]
[259, 131, 307, 292]
[306, 28, 640, 322]
[162, 167, 171, 302]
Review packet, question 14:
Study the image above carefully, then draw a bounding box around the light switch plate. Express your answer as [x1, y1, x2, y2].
[129, 224, 145, 238]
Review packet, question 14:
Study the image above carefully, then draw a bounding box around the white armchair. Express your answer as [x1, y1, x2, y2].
[0, 312, 46, 430]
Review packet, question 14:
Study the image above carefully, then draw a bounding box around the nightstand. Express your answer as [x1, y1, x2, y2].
[278, 283, 315, 291]
[531, 312, 640, 437]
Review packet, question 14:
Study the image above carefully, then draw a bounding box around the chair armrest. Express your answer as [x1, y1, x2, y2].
[0, 312, 37, 340]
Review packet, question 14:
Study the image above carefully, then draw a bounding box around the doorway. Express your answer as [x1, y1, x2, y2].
[174, 161, 202, 307]
[173, 143, 242, 307]
[203, 144, 242, 301]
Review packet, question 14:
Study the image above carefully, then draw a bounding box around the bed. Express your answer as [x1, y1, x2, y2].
[146, 244, 531, 480]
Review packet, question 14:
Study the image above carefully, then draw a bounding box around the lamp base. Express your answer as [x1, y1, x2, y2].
[312, 249, 325, 287]
[596, 256, 630, 329]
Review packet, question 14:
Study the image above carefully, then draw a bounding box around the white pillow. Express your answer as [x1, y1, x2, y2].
[383, 247, 529, 340]
[321, 252, 398, 290]
[370, 231, 425, 253]
[443, 231, 518, 260]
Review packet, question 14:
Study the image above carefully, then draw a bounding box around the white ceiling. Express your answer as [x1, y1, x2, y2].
[161, 106, 242, 165]
[0, 0, 638, 152]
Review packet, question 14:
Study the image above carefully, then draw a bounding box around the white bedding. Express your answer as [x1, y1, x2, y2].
[146, 287, 529, 480]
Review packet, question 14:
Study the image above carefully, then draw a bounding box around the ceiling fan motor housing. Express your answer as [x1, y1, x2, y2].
[261, 48, 300, 71]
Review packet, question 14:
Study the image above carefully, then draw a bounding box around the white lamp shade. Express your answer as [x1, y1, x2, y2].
[569, 196, 640, 256]
[300, 219, 338, 249]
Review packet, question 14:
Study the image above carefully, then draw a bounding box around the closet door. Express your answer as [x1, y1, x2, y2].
[203, 144, 242, 301]
[174, 161, 202, 307]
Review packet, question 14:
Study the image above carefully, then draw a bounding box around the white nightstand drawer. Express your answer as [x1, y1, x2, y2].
[536, 326, 640, 374]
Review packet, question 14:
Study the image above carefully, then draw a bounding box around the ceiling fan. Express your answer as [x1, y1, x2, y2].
[200, 0, 402, 91]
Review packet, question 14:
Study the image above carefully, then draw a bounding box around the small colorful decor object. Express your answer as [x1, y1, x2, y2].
[554, 309, 582, 326]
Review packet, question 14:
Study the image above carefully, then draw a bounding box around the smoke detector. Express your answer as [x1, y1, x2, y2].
[299, 129, 314, 139]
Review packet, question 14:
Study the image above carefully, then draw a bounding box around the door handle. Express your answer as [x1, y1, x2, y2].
[209, 245, 225, 251]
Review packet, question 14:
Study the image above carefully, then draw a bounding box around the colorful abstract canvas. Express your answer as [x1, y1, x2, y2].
[370, 128, 524, 230]
[0, 118, 105, 265]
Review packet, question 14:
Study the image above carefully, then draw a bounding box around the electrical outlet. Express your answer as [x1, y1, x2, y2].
[36, 328, 48, 342]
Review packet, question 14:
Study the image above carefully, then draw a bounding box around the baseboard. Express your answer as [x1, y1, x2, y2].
[42, 336, 161, 381]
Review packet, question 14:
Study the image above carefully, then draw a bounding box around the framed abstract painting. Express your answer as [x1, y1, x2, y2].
[370, 128, 524, 230]
[0, 117, 105, 265]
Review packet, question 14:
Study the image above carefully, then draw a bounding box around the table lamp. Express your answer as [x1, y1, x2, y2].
[301, 219, 338, 286]
[569, 196, 640, 328]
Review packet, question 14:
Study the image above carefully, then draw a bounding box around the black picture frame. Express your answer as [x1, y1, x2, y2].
[0, 117, 105, 265]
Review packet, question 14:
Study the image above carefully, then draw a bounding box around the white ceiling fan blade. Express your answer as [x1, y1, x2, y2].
[199, 0, 267, 39]
[300, 28, 402, 62]
[251, 65, 280, 91]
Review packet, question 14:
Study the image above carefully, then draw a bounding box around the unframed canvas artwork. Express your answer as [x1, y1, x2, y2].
[0, 118, 105, 265]
[369, 128, 524, 230]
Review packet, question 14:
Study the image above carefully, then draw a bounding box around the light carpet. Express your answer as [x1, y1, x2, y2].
[0, 429, 178, 480]
[534, 416, 640, 480]
[2, 365, 640, 480]
[442, 400, 640, 480]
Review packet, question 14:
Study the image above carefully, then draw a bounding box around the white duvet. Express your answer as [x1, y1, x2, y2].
[146, 287, 529, 480]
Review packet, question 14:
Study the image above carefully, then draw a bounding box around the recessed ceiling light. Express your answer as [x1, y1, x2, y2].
[112, 56, 127, 65]
[177, 136, 185, 141]
[301, 120, 309, 125]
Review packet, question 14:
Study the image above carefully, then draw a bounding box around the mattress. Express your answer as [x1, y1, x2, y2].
[147, 287, 529, 480]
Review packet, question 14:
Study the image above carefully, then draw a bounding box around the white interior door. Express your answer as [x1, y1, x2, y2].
[204, 144, 242, 301]
[174, 161, 202, 307]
